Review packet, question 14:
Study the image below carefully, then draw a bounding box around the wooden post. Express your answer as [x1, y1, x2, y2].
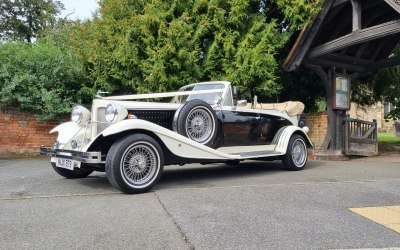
[373, 119, 378, 154]
[305, 64, 335, 150]
[344, 114, 350, 154]
[335, 110, 343, 150]
[351, 0, 362, 31]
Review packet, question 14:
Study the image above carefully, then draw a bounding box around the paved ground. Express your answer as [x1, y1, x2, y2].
[1, 157, 400, 250]
[351, 153, 400, 163]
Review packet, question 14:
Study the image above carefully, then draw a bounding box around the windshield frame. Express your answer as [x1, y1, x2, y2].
[177, 81, 231, 106]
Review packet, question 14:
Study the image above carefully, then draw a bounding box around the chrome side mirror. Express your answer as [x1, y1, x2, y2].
[214, 95, 223, 105]
[237, 100, 247, 107]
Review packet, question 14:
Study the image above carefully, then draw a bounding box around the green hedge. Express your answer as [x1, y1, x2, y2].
[0, 42, 87, 120]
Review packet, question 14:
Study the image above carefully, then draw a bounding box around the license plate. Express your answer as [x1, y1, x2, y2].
[56, 158, 76, 170]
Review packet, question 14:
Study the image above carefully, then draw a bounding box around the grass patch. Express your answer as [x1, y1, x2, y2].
[378, 132, 400, 153]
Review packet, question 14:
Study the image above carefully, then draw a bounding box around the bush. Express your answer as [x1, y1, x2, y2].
[0, 42, 87, 120]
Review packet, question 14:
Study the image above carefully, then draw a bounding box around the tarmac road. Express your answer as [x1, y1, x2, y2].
[1, 157, 400, 250]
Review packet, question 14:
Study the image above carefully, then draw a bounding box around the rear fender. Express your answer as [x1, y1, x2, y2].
[273, 126, 313, 155]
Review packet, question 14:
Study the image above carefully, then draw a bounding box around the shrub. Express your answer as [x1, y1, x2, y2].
[0, 42, 87, 120]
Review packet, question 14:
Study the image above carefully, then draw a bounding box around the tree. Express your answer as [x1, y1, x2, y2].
[46, 0, 320, 96]
[271, 30, 326, 113]
[0, 0, 64, 43]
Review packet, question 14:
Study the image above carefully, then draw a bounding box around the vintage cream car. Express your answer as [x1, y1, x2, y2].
[40, 81, 312, 194]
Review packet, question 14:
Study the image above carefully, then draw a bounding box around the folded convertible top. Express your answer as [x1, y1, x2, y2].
[247, 100, 305, 116]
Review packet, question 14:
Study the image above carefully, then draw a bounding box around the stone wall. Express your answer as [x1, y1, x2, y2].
[349, 102, 395, 132]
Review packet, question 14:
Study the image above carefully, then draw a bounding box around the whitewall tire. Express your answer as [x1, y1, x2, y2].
[105, 134, 164, 194]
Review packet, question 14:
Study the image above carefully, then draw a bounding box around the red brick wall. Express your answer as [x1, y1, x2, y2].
[0, 109, 63, 158]
[305, 112, 328, 150]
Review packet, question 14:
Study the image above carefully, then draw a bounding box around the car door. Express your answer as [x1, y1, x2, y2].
[220, 109, 261, 147]
[217, 85, 264, 147]
[221, 109, 292, 147]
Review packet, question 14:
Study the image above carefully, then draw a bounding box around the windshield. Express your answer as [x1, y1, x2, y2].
[174, 83, 225, 105]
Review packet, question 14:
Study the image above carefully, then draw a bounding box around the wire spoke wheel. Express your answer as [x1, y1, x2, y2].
[175, 99, 218, 148]
[186, 108, 214, 144]
[282, 134, 308, 171]
[121, 142, 158, 186]
[291, 139, 307, 167]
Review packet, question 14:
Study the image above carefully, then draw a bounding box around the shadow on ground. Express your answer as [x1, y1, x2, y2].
[46, 160, 321, 193]
[156, 160, 319, 188]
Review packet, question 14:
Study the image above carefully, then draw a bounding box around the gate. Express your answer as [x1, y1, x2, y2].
[342, 115, 378, 156]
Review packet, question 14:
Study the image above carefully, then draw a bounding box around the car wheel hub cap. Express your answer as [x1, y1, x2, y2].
[192, 117, 204, 133]
[130, 155, 146, 174]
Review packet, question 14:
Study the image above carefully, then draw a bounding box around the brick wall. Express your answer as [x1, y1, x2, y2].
[0, 109, 63, 158]
[305, 112, 328, 150]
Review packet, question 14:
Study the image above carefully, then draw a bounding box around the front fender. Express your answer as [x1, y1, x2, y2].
[273, 126, 313, 155]
[101, 119, 154, 137]
[50, 122, 81, 144]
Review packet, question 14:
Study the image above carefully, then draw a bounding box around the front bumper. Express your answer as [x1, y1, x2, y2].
[40, 146, 104, 164]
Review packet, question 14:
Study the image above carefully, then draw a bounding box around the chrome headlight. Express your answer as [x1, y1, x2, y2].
[71, 105, 91, 124]
[105, 103, 118, 122]
[105, 103, 128, 123]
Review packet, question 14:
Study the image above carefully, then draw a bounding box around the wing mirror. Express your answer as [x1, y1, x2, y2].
[214, 96, 223, 105]
[237, 100, 247, 107]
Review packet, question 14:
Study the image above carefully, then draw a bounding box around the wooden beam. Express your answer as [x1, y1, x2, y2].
[370, 38, 390, 60]
[362, 126, 376, 139]
[369, 56, 400, 71]
[355, 43, 369, 57]
[384, 0, 400, 14]
[305, 58, 367, 72]
[324, 2, 347, 24]
[309, 19, 400, 58]
[321, 53, 372, 66]
[351, 0, 361, 31]
[332, 0, 349, 8]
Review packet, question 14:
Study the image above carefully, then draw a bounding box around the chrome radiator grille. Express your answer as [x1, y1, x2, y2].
[96, 107, 110, 134]
[128, 110, 175, 130]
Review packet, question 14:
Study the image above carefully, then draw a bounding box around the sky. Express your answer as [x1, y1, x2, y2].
[58, 0, 99, 20]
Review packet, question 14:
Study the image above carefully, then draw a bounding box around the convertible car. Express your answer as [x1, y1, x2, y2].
[40, 81, 312, 194]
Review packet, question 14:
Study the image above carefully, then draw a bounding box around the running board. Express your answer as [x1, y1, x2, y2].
[217, 145, 284, 159]
[234, 150, 282, 159]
